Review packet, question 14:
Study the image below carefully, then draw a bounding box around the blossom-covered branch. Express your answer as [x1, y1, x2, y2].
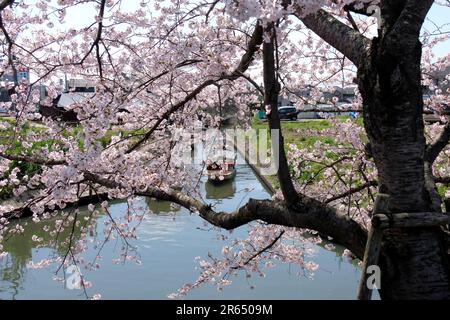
[426, 122, 450, 164]
[82, 171, 367, 259]
[295, 8, 371, 66]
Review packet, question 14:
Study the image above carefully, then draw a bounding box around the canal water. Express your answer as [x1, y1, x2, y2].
[0, 152, 366, 300]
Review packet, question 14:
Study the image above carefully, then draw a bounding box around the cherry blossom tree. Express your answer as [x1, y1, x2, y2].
[0, 0, 449, 299]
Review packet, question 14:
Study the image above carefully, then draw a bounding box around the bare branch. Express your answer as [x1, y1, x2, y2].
[235, 71, 264, 96]
[346, 11, 360, 32]
[205, 0, 220, 23]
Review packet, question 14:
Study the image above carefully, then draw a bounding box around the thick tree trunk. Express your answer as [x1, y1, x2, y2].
[358, 1, 450, 298]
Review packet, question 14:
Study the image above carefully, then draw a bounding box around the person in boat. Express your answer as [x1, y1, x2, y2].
[207, 161, 221, 171]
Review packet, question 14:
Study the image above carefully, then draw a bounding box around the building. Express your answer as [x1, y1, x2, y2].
[38, 79, 95, 122]
[0, 59, 30, 84]
[16, 65, 30, 82]
[0, 59, 30, 107]
[66, 79, 95, 92]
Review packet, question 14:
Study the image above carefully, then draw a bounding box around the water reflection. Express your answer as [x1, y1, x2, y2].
[205, 179, 236, 199]
[0, 209, 94, 298]
[145, 198, 181, 214]
[0, 151, 365, 299]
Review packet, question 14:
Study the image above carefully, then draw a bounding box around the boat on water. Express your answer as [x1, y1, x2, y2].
[205, 149, 237, 182]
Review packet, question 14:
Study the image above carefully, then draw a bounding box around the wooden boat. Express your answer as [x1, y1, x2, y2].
[206, 167, 236, 182]
[206, 151, 236, 182]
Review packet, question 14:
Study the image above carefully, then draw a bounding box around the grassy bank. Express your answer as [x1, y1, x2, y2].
[250, 116, 450, 201]
[250, 117, 356, 190]
[0, 119, 144, 199]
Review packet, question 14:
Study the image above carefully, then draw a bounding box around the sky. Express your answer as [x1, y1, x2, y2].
[22, 0, 450, 84]
[52, 0, 449, 57]
[422, 2, 450, 58]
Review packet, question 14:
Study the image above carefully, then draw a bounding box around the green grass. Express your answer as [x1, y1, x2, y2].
[252, 118, 340, 155]
[0, 119, 146, 198]
[252, 118, 332, 131]
[252, 116, 450, 204]
[250, 116, 363, 188]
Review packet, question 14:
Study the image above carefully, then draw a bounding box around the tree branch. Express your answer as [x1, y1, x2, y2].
[235, 71, 264, 96]
[83, 171, 367, 259]
[384, 0, 434, 53]
[346, 11, 360, 32]
[262, 22, 299, 205]
[294, 8, 371, 66]
[81, 0, 107, 64]
[435, 176, 450, 185]
[424, 161, 443, 213]
[325, 180, 378, 204]
[0, 152, 67, 166]
[0, 0, 14, 12]
[425, 122, 450, 164]
[231, 230, 285, 270]
[126, 22, 264, 153]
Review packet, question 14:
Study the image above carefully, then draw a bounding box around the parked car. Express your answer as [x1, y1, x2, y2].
[278, 106, 298, 120]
